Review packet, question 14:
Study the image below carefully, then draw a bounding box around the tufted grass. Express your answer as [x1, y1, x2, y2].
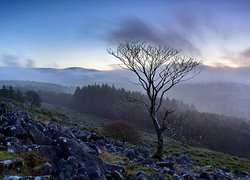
[0, 151, 48, 178]
[141, 132, 250, 172]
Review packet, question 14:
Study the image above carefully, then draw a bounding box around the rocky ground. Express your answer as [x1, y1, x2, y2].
[0, 110, 250, 180]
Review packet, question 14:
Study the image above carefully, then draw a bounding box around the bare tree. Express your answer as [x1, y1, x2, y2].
[107, 40, 202, 159]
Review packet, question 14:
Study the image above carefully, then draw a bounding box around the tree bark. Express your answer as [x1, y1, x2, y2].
[150, 113, 164, 160]
[152, 130, 164, 160]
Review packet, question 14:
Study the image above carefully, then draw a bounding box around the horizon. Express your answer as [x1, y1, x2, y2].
[1, 0, 250, 70]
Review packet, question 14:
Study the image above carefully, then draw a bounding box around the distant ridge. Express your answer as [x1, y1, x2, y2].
[63, 67, 100, 72]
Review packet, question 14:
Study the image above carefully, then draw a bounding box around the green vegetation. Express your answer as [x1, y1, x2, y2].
[104, 120, 141, 144]
[98, 150, 170, 179]
[0, 151, 48, 178]
[1, 96, 250, 176]
[141, 132, 250, 172]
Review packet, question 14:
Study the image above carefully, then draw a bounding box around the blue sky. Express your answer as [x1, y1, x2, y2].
[1, 0, 250, 69]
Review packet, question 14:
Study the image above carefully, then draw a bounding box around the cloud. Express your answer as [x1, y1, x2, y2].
[26, 59, 36, 68]
[220, 48, 250, 66]
[237, 48, 250, 66]
[105, 17, 201, 56]
[241, 48, 250, 58]
[1, 54, 21, 67]
[106, 18, 161, 44]
[1, 54, 37, 68]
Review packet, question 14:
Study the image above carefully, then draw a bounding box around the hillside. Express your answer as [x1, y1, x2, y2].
[0, 97, 250, 179]
[1, 83, 250, 159]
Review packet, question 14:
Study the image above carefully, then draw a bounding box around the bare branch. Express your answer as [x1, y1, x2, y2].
[107, 39, 202, 143]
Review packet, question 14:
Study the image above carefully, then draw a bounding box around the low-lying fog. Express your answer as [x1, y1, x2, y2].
[1, 65, 250, 119]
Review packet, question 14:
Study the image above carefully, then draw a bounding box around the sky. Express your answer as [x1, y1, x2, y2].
[1, 0, 250, 70]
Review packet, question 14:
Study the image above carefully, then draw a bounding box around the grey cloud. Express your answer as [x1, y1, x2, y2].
[241, 48, 250, 58]
[107, 18, 162, 44]
[237, 48, 250, 65]
[1, 54, 21, 67]
[221, 48, 250, 66]
[26, 59, 36, 68]
[106, 17, 201, 56]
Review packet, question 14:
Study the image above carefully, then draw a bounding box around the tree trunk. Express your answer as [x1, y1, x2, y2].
[150, 112, 164, 160]
[152, 130, 164, 160]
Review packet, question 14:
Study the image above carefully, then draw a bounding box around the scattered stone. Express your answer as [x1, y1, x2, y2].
[0, 158, 24, 169]
[135, 171, 148, 180]
[156, 162, 175, 170]
[3, 175, 50, 180]
[199, 172, 210, 179]
[0, 110, 249, 179]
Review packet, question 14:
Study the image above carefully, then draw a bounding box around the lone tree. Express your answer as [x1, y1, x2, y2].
[107, 40, 202, 159]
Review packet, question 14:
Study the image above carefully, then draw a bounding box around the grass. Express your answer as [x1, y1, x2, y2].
[0, 151, 49, 178]
[98, 150, 170, 179]
[141, 132, 250, 172]
[1, 97, 250, 175]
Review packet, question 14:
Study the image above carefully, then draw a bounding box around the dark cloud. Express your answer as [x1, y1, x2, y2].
[106, 17, 201, 56]
[26, 59, 36, 68]
[175, 11, 202, 38]
[237, 48, 250, 65]
[241, 48, 250, 58]
[1, 54, 37, 68]
[1, 54, 21, 67]
[107, 18, 161, 44]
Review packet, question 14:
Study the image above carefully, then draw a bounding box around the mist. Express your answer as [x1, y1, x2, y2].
[1, 65, 250, 120]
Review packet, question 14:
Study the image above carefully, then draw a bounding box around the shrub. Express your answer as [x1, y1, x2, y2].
[104, 120, 140, 144]
[24, 90, 42, 107]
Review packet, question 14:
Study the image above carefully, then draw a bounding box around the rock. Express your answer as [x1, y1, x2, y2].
[80, 142, 97, 154]
[176, 155, 195, 166]
[137, 146, 150, 159]
[156, 174, 165, 180]
[3, 175, 51, 180]
[109, 170, 125, 179]
[1, 110, 249, 180]
[6, 142, 27, 153]
[135, 171, 148, 180]
[183, 174, 195, 180]
[105, 163, 125, 174]
[201, 165, 213, 171]
[0, 113, 27, 139]
[156, 162, 175, 170]
[58, 156, 78, 179]
[47, 122, 61, 131]
[0, 158, 24, 169]
[125, 147, 137, 160]
[34, 162, 56, 176]
[88, 142, 102, 155]
[85, 165, 107, 180]
[25, 125, 54, 145]
[199, 172, 210, 180]
[37, 145, 62, 162]
[233, 169, 249, 177]
[220, 167, 231, 173]
[165, 155, 177, 164]
[161, 166, 171, 174]
[140, 158, 155, 166]
[245, 175, 250, 180]
[170, 174, 183, 180]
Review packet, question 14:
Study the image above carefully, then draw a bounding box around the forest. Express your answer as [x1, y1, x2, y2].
[22, 83, 249, 159]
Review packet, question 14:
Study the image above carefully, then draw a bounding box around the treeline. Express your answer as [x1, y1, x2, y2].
[70, 84, 250, 158]
[0, 80, 75, 93]
[0, 85, 24, 102]
[0, 85, 42, 107]
[71, 84, 195, 129]
[3, 83, 250, 158]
